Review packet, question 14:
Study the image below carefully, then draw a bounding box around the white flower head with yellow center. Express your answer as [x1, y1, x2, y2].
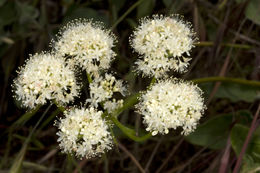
[52, 19, 117, 75]
[136, 79, 205, 136]
[130, 14, 197, 78]
[13, 52, 80, 109]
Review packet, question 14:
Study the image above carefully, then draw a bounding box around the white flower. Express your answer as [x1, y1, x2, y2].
[130, 14, 197, 78]
[87, 73, 127, 107]
[56, 107, 113, 159]
[13, 52, 80, 109]
[103, 99, 124, 113]
[136, 79, 205, 136]
[52, 19, 117, 75]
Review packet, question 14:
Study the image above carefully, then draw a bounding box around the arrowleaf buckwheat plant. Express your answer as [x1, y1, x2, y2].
[4, 1, 260, 172]
[12, 15, 206, 160]
[12, 15, 203, 157]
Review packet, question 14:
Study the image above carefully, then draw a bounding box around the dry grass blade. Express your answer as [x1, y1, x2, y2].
[117, 142, 146, 173]
[9, 105, 51, 173]
[218, 137, 231, 173]
[156, 138, 184, 173]
[144, 137, 163, 172]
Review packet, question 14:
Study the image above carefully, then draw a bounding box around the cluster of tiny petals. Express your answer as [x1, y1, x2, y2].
[136, 79, 205, 136]
[87, 73, 126, 111]
[103, 99, 124, 114]
[52, 19, 117, 74]
[13, 52, 80, 108]
[56, 107, 113, 159]
[130, 14, 196, 78]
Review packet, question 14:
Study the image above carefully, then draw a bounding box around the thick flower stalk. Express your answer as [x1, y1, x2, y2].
[52, 19, 117, 75]
[56, 107, 113, 159]
[130, 14, 197, 78]
[87, 73, 126, 113]
[136, 79, 205, 136]
[13, 52, 80, 109]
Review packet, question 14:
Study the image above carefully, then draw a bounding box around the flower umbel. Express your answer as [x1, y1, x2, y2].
[52, 19, 117, 75]
[56, 107, 113, 159]
[136, 79, 205, 136]
[130, 15, 197, 78]
[13, 53, 80, 108]
[87, 73, 126, 111]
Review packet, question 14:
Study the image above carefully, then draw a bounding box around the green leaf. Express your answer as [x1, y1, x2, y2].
[199, 82, 260, 102]
[137, 0, 155, 19]
[240, 157, 260, 173]
[185, 114, 233, 149]
[185, 110, 252, 149]
[245, 0, 260, 25]
[162, 0, 172, 7]
[231, 124, 260, 162]
[0, 2, 17, 26]
[0, 0, 7, 7]
[15, 1, 39, 24]
[110, 0, 126, 12]
[22, 161, 48, 171]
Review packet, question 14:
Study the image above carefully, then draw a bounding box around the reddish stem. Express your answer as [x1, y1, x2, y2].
[233, 104, 260, 173]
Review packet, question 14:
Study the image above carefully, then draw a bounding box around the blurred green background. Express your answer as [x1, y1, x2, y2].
[0, 0, 260, 172]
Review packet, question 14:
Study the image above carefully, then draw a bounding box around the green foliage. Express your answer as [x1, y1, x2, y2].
[236, 0, 260, 25]
[199, 82, 260, 102]
[137, 0, 155, 18]
[1, 0, 260, 172]
[245, 0, 260, 25]
[185, 110, 252, 149]
[0, 2, 16, 27]
[231, 124, 260, 172]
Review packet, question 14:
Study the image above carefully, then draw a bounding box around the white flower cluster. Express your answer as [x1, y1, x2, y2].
[131, 15, 205, 136]
[87, 73, 126, 113]
[130, 15, 196, 78]
[136, 79, 205, 136]
[13, 19, 121, 159]
[52, 19, 117, 75]
[51, 20, 121, 158]
[56, 107, 113, 159]
[13, 53, 80, 108]
[12, 14, 205, 159]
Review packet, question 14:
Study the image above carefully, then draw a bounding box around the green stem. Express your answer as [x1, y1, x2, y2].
[53, 100, 65, 112]
[108, 113, 152, 142]
[111, 0, 145, 30]
[105, 92, 152, 142]
[218, 0, 228, 10]
[86, 72, 93, 83]
[192, 77, 260, 87]
[195, 41, 252, 49]
[12, 105, 41, 127]
[111, 92, 140, 117]
[148, 77, 156, 89]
